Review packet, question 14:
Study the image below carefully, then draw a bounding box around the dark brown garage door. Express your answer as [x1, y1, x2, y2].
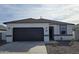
[13, 28, 44, 41]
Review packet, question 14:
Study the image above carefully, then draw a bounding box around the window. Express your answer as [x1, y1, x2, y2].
[60, 25, 67, 35]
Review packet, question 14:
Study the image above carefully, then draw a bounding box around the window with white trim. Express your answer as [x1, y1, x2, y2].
[60, 25, 67, 35]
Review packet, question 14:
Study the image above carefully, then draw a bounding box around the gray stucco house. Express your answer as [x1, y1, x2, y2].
[4, 18, 75, 43]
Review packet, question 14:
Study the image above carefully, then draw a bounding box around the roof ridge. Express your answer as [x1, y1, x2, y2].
[3, 18, 75, 25]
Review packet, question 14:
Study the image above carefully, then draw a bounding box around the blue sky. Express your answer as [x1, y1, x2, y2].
[0, 4, 79, 24]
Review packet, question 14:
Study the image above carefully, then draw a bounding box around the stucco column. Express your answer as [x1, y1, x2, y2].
[6, 26, 13, 42]
[73, 30, 75, 40]
[44, 26, 49, 43]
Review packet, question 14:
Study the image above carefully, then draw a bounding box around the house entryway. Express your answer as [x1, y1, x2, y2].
[49, 27, 54, 41]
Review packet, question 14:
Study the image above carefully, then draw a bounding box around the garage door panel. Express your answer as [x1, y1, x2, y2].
[13, 28, 44, 41]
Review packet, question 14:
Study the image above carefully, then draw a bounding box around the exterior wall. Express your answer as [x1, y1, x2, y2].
[67, 25, 74, 35]
[54, 36, 73, 40]
[2, 32, 6, 40]
[0, 31, 6, 40]
[75, 25, 79, 40]
[75, 29, 79, 40]
[6, 23, 49, 43]
[50, 24, 74, 40]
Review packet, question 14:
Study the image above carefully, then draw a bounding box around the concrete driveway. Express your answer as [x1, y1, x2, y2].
[0, 42, 47, 54]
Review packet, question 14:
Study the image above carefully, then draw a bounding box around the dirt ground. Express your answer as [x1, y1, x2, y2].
[45, 41, 79, 54]
[0, 40, 6, 46]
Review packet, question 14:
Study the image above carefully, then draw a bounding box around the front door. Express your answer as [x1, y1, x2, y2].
[49, 27, 54, 40]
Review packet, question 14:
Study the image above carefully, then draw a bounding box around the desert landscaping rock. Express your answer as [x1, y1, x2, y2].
[46, 41, 79, 54]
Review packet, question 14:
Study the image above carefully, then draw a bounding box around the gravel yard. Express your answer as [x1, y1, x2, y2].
[45, 41, 79, 54]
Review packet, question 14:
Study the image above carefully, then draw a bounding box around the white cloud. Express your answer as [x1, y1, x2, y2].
[1, 4, 79, 24]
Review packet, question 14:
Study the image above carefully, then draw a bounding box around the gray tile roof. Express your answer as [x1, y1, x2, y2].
[4, 18, 74, 25]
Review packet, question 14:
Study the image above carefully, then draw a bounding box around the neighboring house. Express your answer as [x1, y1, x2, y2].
[0, 25, 6, 41]
[4, 18, 75, 43]
[74, 24, 79, 40]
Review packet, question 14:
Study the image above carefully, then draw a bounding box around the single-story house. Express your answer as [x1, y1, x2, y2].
[0, 25, 6, 41]
[4, 18, 75, 43]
